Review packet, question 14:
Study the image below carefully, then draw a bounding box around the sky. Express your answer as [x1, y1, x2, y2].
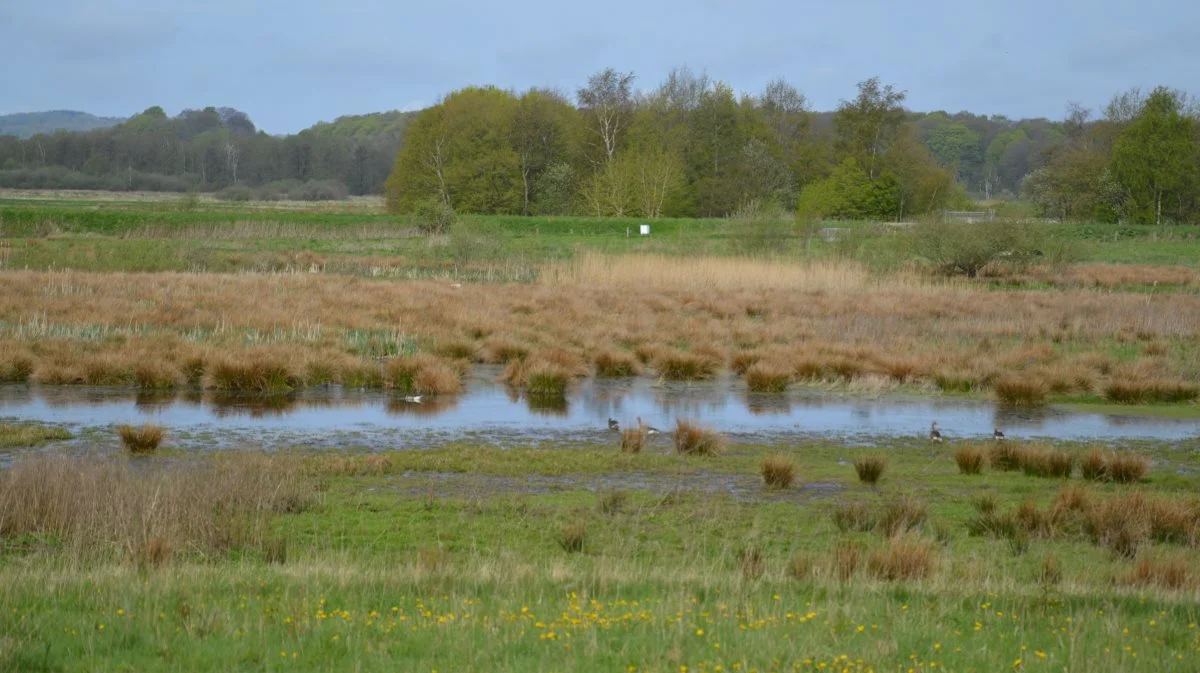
[2, 0, 1197, 134]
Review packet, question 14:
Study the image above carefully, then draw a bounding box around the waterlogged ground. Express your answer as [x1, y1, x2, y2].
[1, 368, 1198, 453]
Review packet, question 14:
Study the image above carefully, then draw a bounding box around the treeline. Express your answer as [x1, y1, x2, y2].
[386, 71, 955, 219]
[0, 106, 416, 196]
[1023, 87, 1200, 224]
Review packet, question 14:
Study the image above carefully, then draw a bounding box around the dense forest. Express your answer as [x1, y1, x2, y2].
[3, 69, 1198, 222]
[0, 107, 415, 197]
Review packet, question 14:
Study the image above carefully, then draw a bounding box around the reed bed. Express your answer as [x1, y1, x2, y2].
[0, 262, 1196, 401]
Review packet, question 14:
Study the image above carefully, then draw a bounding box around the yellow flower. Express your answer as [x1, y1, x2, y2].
[1035, 651, 1046, 659]
[1012, 658, 1021, 668]
[116, 609, 125, 616]
[696, 628, 704, 636]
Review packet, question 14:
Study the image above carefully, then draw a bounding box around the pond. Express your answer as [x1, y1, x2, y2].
[2, 367, 1197, 449]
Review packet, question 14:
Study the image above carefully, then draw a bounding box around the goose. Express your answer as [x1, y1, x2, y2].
[608, 418, 620, 432]
[637, 416, 662, 435]
[929, 421, 943, 443]
[993, 427, 1006, 440]
[402, 395, 423, 404]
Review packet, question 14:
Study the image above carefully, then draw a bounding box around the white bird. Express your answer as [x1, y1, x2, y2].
[403, 395, 423, 404]
[930, 421, 943, 443]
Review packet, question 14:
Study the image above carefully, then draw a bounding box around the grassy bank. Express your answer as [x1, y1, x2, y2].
[1, 437, 1198, 671]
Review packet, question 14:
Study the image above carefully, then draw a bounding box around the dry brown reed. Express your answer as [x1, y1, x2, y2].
[745, 361, 792, 393]
[853, 456, 887, 485]
[116, 423, 165, 454]
[760, 455, 797, 489]
[2, 261, 1198, 399]
[988, 442, 1022, 471]
[739, 546, 766, 580]
[386, 354, 463, 395]
[832, 502, 876, 532]
[994, 377, 1049, 406]
[619, 428, 646, 454]
[674, 419, 724, 456]
[867, 536, 936, 581]
[1122, 556, 1194, 590]
[1104, 379, 1200, 404]
[209, 355, 299, 393]
[953, 444, 986, 474]
[877, 497, 928, 537]
[0, 452, 309, 563]
[594, 349, 640, 377]
[832, 541, 861, 580]
[1080, 447, 1109, 481]
[558, 521, 586, 553]
[656, 351, 719, 381]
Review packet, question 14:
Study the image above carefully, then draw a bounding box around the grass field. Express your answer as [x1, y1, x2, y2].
[2, 431, 1199, 672]
[1, 190, 1199, 671]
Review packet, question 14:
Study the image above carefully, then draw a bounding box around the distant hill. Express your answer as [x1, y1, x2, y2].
[0, 110, 125, 138]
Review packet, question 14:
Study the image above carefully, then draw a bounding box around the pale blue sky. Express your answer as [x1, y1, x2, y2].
[2, 0, 1196, 133]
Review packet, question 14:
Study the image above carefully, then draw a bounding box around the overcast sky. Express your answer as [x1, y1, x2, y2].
[2, 0, 1197, 134]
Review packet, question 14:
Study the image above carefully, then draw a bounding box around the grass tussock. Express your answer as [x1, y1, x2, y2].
[760, 455, 797, 489]
[1079, 448, 1149, 483]
[832, 502, 876, 533]
[1016, 446, 1075, 479]
[558, 521, 586, 553]
[867, 536, 936, 581]
[209, 356, 299, 394]
[386, 354, 463, 395]
[594, 349, 640, 377]
[619, 427, 646, 454]
[1104, 379, 1200, 404]
[117, 423, 165, 454]
[745, 361, 791, 393]
[525, 363, 572, 397]
[989, 442, 1022, 471]
[0, 347, 35, 383]
[993, 377, 1049, 406]
[0, 452, 309, 563]
[739, 546, 766, 580]
[853, 455, 887, 485]
[674, 419, 724, 456]
[832, 541, 861, 580]
[953, 444, 986, 474]
[1122, 556, 1194, 590]
[656, 351, 719, 381]
[877, 497, 928, 537]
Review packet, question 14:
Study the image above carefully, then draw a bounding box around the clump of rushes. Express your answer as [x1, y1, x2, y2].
[619, 427, 645, 454]
[1108, 453, 1150, 484]
[558, 521, 586, 553]
[877, 497, 927, 537]
[832, 541, 861, 580]
[745, 362, 791, 393]
[525, 363, 571, 397]
[989, 443, 1022, 471]
[953, 444, 985, 474]
[993, 377, 1049, 406]
[867, 536, 937, 581]
[656, 351, 718, 381]
[594, 349, 640, 377]
[831, 502, 876, 533]
[853, 455, 887, 485]
[1104, 379, 1199, 404]
[1122, 555, 1193, 590]
[386, 354, 462, 395]
[1079, 447, 1108, 481]
[761, 455, 797, 489]
[1079, 448, 1149, 483]
[117, 423, 165, 454]
[674, 419, 724, 455]
[208, 357, 298, 394]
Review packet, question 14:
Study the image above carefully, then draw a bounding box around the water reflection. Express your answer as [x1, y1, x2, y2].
[0, 372, 1197, 443]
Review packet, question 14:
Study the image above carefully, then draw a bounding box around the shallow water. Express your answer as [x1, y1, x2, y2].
[1, 367, 1197, 446]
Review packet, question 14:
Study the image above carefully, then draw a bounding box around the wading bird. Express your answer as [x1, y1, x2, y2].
[402, 395, 423, 404]
[637, 417, 661, 435]
[608, 418, 620, 431]
[993, 427, 1006, 440]
[930, 421, 943, 443]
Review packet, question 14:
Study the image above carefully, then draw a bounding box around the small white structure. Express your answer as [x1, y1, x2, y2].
[639, 224, 651, 236]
